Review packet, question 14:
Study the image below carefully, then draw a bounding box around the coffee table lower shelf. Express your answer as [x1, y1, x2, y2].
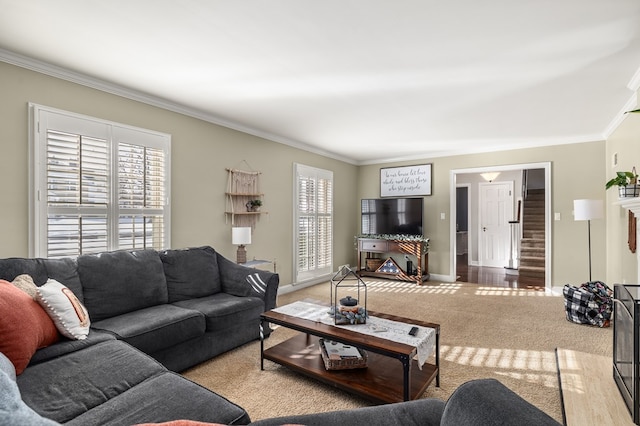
[262, 333, 438, 404]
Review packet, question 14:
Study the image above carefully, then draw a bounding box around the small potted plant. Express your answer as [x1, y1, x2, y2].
[246, 199, 262, 212]
[606, 168, 639, 198]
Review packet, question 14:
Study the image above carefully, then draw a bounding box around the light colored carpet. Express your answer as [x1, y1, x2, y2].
[183, 281, 612, 423]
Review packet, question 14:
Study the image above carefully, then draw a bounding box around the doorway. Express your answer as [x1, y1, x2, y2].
[450, 163, 551, 290]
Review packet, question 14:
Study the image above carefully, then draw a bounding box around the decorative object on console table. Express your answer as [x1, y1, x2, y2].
[330, 267, 367, 325]
[356, 235, 430, 284]
[573, 199, 603, 282]
[232, 226, 251, 264]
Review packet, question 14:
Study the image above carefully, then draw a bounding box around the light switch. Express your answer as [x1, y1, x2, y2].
[440, 212, 446, 220]
[554, 212, 561, 221]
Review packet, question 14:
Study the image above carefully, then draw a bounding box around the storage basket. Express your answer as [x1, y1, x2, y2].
[365, 258, 383, 271]
[319, 339, 368, 370]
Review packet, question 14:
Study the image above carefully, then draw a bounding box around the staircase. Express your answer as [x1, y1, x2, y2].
[518, 188, 545, 280]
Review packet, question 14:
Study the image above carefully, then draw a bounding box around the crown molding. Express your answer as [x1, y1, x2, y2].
[1, 47, 633, 167]
[603, 92, 638, 139]
[0, 48, 359, 165]
[628, 64, 640, 92]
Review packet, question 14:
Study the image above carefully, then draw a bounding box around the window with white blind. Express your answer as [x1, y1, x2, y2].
[30, 104, 171, 258]
[294, 163, 333, 283]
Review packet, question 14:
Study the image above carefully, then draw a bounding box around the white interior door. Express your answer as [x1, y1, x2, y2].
[479, 182, 513, 267]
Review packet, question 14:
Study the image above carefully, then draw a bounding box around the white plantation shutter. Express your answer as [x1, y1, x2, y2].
[31, 105, 171, 258]
[294, 163, 333, 283]
[117, 140, 166, 249]
[45, 130, 110, 257]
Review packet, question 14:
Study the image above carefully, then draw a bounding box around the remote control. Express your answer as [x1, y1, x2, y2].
[408, 326, 419, 336]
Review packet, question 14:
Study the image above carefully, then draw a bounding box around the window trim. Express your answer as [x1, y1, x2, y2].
[29, 103, 171, 257]
[293, 163, 333, 284]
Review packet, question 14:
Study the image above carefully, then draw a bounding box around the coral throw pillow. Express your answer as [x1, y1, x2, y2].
[36, 279, 90, 340]
[0, 279, 59, 374]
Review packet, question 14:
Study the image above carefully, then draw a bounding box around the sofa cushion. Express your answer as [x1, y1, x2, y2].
[17, 340, 166, 424]
[29, 330, 116, 366]
[42, 257, 84, 302]
[0, 258, 49, 285]
[36, 279, 90, 340]
[160, 246, 222, 302]
[440, 378, 561, 426]
[172, 293, 264, 333]
[249, 398, 445, 426]
[0, 368, 60, 426]
[65, 372, 251, 426]
[0, 280, 59, 375]
[0, 257, 84, 302]
[78, 249, 168, 322]
[91, 305, 205, 354]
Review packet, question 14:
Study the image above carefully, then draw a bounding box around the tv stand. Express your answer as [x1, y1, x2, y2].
[356, 237, 429, 285]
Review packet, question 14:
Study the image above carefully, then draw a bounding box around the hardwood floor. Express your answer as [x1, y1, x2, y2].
[456, 254, 545, 290]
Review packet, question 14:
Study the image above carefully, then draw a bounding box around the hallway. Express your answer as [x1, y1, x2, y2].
[456, 254, 545, 290]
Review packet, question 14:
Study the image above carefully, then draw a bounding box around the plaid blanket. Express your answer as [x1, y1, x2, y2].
[563, 281, 613, 328]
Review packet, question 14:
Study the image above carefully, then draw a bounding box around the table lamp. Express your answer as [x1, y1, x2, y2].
[232, 227, 252, 264]
[573, 199, 603, 282]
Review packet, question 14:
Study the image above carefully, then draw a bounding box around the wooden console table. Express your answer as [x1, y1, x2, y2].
[356, 237, 429, 285]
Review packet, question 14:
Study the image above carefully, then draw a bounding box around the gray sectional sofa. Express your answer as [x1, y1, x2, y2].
[0, 245, 278, 424]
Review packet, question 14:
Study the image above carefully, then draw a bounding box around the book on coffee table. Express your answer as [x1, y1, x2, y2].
[321, 340, 363, 360]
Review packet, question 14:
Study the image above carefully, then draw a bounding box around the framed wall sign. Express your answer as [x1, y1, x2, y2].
[380, 164, 432, 197]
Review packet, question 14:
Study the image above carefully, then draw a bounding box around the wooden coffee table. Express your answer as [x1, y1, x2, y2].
[260, 304, 440, 404]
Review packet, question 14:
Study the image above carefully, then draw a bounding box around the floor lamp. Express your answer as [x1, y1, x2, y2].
[573, 199, 604, 282]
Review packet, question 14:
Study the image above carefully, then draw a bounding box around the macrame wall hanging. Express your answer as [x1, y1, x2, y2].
[225, 162, 264, 228]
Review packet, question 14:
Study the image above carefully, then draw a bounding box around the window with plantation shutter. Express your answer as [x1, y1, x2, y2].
[294, 163, 333, 283]
[30, 104, 171, 258]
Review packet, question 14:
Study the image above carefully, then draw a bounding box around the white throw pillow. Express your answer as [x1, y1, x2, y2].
[36, 279, 90, 340]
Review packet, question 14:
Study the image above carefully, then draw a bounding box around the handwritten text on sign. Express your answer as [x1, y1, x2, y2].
[380, 164, 432, 197]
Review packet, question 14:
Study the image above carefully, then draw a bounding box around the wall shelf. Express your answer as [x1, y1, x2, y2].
[225, 168, 265, 228]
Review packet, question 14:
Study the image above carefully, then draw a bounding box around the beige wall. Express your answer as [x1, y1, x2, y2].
[0, 61, 358, 286]
[605, 93, 640, 286]
[358, 141, 606, 286]
[3, 59, 634, 289]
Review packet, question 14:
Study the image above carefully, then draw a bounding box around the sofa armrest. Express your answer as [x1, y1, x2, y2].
[216, 253, 279, 312]
[441, 378, 561, 426]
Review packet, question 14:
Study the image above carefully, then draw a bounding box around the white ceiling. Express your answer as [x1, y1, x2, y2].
[1, 1, 640, 165]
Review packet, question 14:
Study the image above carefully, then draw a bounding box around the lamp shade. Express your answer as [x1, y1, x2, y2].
[573, 199, 604, 221]
[232, 227, 252, 245]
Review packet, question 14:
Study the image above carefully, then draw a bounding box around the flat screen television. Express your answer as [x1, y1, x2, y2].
[361, 197, 423, 236]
